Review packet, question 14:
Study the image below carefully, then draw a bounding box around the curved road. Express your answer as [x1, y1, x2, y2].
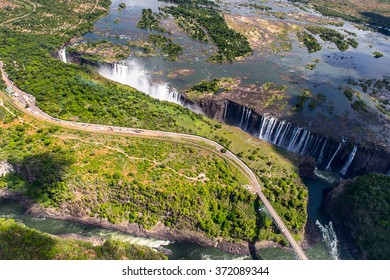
[0, 61, 308, 260]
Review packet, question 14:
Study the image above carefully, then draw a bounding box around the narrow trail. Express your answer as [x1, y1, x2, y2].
[0, 60, 308, 260]
[1, 0, 37, 25]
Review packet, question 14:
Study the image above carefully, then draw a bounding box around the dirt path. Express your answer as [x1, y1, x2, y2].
[1, 0, 36, 25]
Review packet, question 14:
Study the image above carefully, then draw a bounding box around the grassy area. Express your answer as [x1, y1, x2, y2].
[0, 218, 166, 260]
[327, 174, 390, 259]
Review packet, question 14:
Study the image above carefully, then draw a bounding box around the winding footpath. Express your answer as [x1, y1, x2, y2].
[1, 0, 36, 25]
[0, 60, 308, 260]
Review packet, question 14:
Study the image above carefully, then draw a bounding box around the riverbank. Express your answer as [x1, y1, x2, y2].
[0, 188, 284, 257]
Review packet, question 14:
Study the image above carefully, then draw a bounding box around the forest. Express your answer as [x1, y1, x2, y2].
[327, 174, 390, 259]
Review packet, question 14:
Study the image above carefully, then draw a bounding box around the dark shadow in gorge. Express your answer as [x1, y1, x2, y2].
[8, 152, 75, 205]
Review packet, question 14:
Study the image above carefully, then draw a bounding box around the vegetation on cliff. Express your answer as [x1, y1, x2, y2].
[0, 218, 166, 260]
[326, 174, 390, 259]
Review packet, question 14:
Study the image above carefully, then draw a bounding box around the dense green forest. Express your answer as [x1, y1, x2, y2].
[0, 218, 166, 260]
[327, 174, 390, 259]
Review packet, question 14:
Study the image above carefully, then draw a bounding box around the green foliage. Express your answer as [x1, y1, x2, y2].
[148, 34, 182, 61]
[190, 79, 220, 93]
[0, 218, 166, 260]
[328, 174, 390, 259]
[297, 31, 322, 53]
[343, 88, 354, 101]
[136, 9, 167, 33]
[373, 51, 384, 58]
[0, 0, 110, 37]
[292, 89, 311, 112]
[119, 3, 127, 9]
[160, 1, 252, 62]
[305, 25, 352, 51]
[351, 100, 368, 112]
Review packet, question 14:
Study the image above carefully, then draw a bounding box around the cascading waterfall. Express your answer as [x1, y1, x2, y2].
[340, 145, 358, 175]
[58, 48, 67, 63]
[315, 220, 340, 260]
[326, 142, 342, 170]
[258, 115, 334, 162]
[98, 60, 186, 106]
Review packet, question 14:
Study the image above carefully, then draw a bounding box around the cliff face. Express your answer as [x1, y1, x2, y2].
[324, 174, 390, 260]
[199, 96, 390, 177]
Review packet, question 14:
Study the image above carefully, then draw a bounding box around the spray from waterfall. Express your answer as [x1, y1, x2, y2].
[340, 145, 358, 175]
[315, 220, 339, 260]
[58, 48, 67, 63]
[98, 60, 186, 106]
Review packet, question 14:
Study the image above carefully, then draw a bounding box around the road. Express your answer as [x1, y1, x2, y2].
[0, 60, 308, 260]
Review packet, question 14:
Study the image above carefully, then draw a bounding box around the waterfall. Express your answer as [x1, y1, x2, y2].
[58, 48, 67, 63]
[223, 100, 228, 121]
[326, 142, 342, 170]
[317, 138, 328, 164]
[315, 220, 339, 260]
[340, 145, 358, 175]
[98, 60, 186, 106]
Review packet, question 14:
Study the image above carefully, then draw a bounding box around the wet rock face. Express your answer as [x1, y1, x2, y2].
[299, 157, 316, 179]
[199, 97, 390, 177]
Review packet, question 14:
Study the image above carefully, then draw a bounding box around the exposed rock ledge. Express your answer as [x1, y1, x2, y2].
[0, 188, 284, 257]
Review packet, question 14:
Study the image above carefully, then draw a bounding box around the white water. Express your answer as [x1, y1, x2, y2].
[95, 230, 170, 248]
[99, 60, 186, 106]
[315, 220, 340, 260]
[340, 145, 358, 175]
[326, 143, 342, 170]
[0, 161, 14, 176]
[58, 48, 67, 63]
[314, 168, 342, 184]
